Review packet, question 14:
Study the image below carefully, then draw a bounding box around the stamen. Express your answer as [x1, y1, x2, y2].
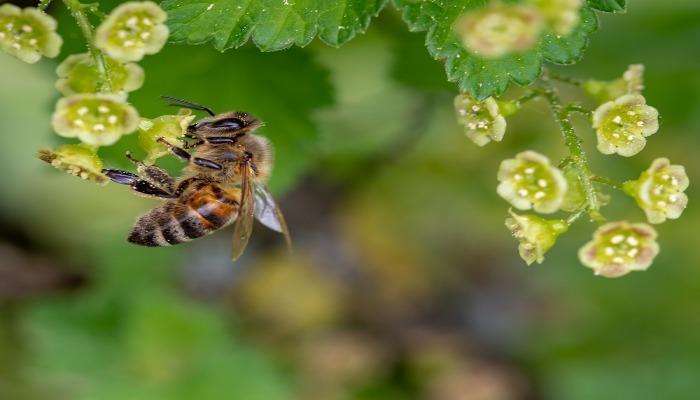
[611, 234, 625, 244]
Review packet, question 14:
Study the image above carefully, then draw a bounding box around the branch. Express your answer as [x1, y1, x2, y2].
[540, 77, 605, 223]
[62, 0, 111, 91]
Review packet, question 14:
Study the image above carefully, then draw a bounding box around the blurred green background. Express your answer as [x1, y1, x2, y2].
[1, 0, 699, 399]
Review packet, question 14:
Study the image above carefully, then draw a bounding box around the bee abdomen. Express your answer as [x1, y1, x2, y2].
[128, 190, 239, 247]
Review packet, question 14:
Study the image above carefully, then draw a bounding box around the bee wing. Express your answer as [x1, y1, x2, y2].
[231, 161, 255, 261]
[254, 183, 292, 253]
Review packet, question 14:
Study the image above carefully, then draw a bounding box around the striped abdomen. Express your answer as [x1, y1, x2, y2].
[128, 183, 241, 247]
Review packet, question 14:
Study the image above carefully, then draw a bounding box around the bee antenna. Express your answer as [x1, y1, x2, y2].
[160, 95, 216, 116]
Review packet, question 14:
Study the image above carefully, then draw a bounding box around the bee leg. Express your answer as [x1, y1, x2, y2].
[125, 151, 176, 193]
[156, 137, 191, 161]
[204, 134, 245, 144]
[181, 138, 204, 149]
[192, 157, 223, 170]
[102, 169, 176, 199]
[156, 137, 222, 170]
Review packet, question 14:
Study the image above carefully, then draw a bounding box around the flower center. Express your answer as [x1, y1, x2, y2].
[113, 12, 156, 47]
[512, 163, 555, 202]
[601, 104, 650, 144]
[0, 16, 42, 50]
[600, 230, 644, 265]
[649, 171, 682, 209]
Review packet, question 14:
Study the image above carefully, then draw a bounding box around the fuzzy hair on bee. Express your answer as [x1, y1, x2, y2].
[102, 96, 291, 260]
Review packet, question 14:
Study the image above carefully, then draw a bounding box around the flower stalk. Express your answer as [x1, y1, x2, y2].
[540, 76, 604, 223]
[62, 0, 111, 91]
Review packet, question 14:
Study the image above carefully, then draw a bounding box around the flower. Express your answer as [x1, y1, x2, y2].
[592, 94, 659, 157]
[559, 166, 585, 212]
[579, 221, 659, 278]
[454, 4, 543, 59]
[138, 110, 195, 163]
[583, 64, 645, 103]
[37, 144, 107, 185]
[530, 0, 583, 35]
[454, 94, 507, 146]
[623, 158, 689, 224]
[505, 210, 568, 265]
[51, 94, 140, 146]
[497, 151, 567, 213]
[0, 4, 62, 64]
[55, 53, 144, 95]
[95, 1, 168, 62]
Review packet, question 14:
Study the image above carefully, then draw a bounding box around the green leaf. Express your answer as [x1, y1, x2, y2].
[587, 0, 626, 13]
[161, 0, 388, 51]
[393, 1, 599, 99]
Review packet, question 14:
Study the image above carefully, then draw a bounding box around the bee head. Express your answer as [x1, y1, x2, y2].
[187, 111, 263, 136]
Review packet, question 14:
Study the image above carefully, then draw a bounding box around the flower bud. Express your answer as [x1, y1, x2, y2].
[592, 94, 659, 157]
[506, 210, 568, 265]
[454, 4, 543, 59]
[624, 158, 689, 224]
[51, 94, 140, 146]
[0, 4, 62, 64]
[95, 1, 168, 62]
[454, 94, 507, 146]
[37, 144, 107, 185]
[138, 110, 195, 163]
[583, 64, 645, 103]
[497, 151, 567, 213]
[55, 53, 144, 95]
[579, 221, 659, 278]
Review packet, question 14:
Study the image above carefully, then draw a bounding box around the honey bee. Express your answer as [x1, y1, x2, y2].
[102, 96, 291, 261]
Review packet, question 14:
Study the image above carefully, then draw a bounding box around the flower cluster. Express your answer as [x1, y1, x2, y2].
[454, 0, 584, 58]
[138, 110, 196, 163]
[95, 1, 168, 62]
[475, 63, 688, 277]
[579, 222, 659, 278]
[506, 210, 567, 265]
[497, 151, 567, 214]
[56, 53, 144, 95]
[592, 94, 659, 157]
[31, 2, 171, 185]
[52, 94, 140, 146]
[624, 158, 689, 224]
[0, 4, 62, 64]
[455, 4, 543, 59]
[530, 0, 583, 35]
[583, 64, 645, 103]
[453, 94, 506, 146]
[38, 144, 107, 185]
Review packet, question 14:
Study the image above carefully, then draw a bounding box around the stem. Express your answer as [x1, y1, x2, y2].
[540, 78, 605, 223]
[566, 209, 587, 225]
[548, 71, 585, 87]
[515, 90, 541, 106]
[38, 0, 54, 11]
[62, 0, 111, 91]
[592, 175, 624, 191]
[565, 103, 591, 116]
